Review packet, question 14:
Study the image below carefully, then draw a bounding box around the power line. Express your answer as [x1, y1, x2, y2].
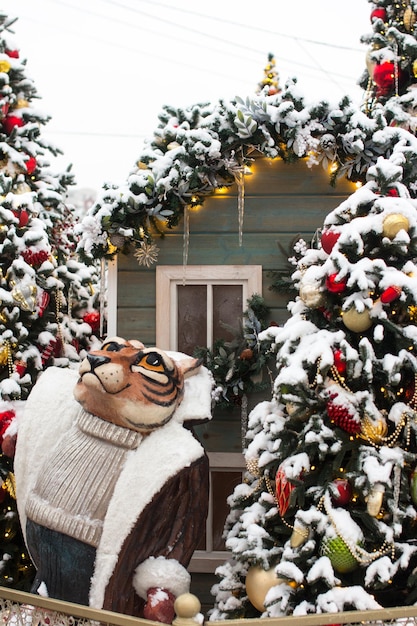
[101, 0, 364, 53]
[31, 0, 363, 86]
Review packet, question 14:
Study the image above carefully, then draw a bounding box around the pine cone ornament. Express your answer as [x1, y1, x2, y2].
[321, 536, 359, 573]
[326, 393, 361, 434]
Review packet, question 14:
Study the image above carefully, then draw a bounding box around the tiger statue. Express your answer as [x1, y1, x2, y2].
[14, 337, 213, 623]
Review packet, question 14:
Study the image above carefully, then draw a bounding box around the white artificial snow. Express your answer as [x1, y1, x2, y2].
[133, 556, 190, 600]
[315, 586, 381, 613]
[306, 556, 341, 588]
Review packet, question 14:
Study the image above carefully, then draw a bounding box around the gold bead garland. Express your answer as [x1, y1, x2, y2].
[321, 494, 395, 565]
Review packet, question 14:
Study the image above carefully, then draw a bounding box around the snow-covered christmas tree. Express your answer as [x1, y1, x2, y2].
[0, 11, 101, 589]
[210, 146, 417, 619]
[0, 12, 101, 403]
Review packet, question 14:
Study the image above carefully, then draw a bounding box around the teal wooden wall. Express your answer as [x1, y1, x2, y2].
[117, 157, 355, 343]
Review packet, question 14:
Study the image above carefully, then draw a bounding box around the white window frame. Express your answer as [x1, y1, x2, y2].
[155, 265, 262, 351]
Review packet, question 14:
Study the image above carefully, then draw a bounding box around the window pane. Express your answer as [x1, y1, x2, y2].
[177, 285, 207, 354]
[211, 471, 242, 551]
[212, 285, 242, 343]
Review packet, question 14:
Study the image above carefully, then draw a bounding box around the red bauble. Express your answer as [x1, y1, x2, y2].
[370, 8, 387, 21]
[143, 588, 176, 624]
[15, 360, 27, 377]
[25, 156, 37, 175]
[12, 209, 29, 227]
[330, 478, 353, 506]
[326, 273, 347, 294]
[326, 394, 361, 434]
[380, 285, 401, 304]
[5, 49, 19, 58]
[275, 467, 295, 516]
[387, 188, 400, 197]
[321, 229, 340, 254]
[83, 310, 100, 333]
[333, 349, 346, 374]
[373, 62, 405, 97]
[2, 114, 24, 134]
[0, 410, 15, 440]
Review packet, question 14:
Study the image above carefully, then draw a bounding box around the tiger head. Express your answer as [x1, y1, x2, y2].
[74, 337, 202, 432]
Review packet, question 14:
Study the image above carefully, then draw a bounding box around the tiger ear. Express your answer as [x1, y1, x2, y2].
[128, 339, 145, 349]
[177, 357, 202, 379]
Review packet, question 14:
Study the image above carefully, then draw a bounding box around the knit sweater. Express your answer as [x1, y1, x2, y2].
[25, 409, 143, 547]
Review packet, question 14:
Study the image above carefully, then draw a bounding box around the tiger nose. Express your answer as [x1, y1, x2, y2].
[87, 354, 110, 370]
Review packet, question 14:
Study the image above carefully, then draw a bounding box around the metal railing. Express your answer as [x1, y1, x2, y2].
[1, 586, 417, 626]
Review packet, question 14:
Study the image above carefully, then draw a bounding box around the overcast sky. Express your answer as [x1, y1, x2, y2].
[3, 0, 371, 191]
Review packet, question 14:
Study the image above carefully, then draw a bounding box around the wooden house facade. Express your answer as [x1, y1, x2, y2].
[108, 156, 356, 610]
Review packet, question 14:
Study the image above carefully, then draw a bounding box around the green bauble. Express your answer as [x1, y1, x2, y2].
[321, 536, 358, 573]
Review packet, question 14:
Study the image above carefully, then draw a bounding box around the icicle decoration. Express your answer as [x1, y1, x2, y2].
[233, 167, 245, 246]
[394, 41, 400, 97]
[182, 205, 190, 286]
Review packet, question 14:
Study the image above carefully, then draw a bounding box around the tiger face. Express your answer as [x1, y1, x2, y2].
[74, 337, 202, 432]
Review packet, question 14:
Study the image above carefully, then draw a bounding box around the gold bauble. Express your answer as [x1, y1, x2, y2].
[382, 213, 410, 239]
[15, 98, 29, 109]
[404, 5, 416, 32]
[342, 306, 372, 332]
[413, 59, 417, 79]
[0, 60, 11, 73]
[0, 345, 8, 366]
[245, 566, 283, 611]
[286, 402, 311, 422]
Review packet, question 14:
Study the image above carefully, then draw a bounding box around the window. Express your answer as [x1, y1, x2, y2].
[156, 265, 262, 351]
[156, 265, 261, 571]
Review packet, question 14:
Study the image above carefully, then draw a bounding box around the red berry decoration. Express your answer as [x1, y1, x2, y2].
[2, 114, 24, 134]
[380, 285, 401, 303]
[387, 188, 400, 197]
[321, 229, 340, 254]
[22, 249, 49, 267]
[333, 349, 346, 375]
[326, 393, 361, 434]
[326, 273, 347, 294]
[330, 478, 353, 506]
[275, 466, 295, 516]
[83, 310, 100, 333]
[370, 8, 387, 22]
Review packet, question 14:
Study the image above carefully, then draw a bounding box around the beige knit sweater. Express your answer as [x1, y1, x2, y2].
[25, 409, 143, 547]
